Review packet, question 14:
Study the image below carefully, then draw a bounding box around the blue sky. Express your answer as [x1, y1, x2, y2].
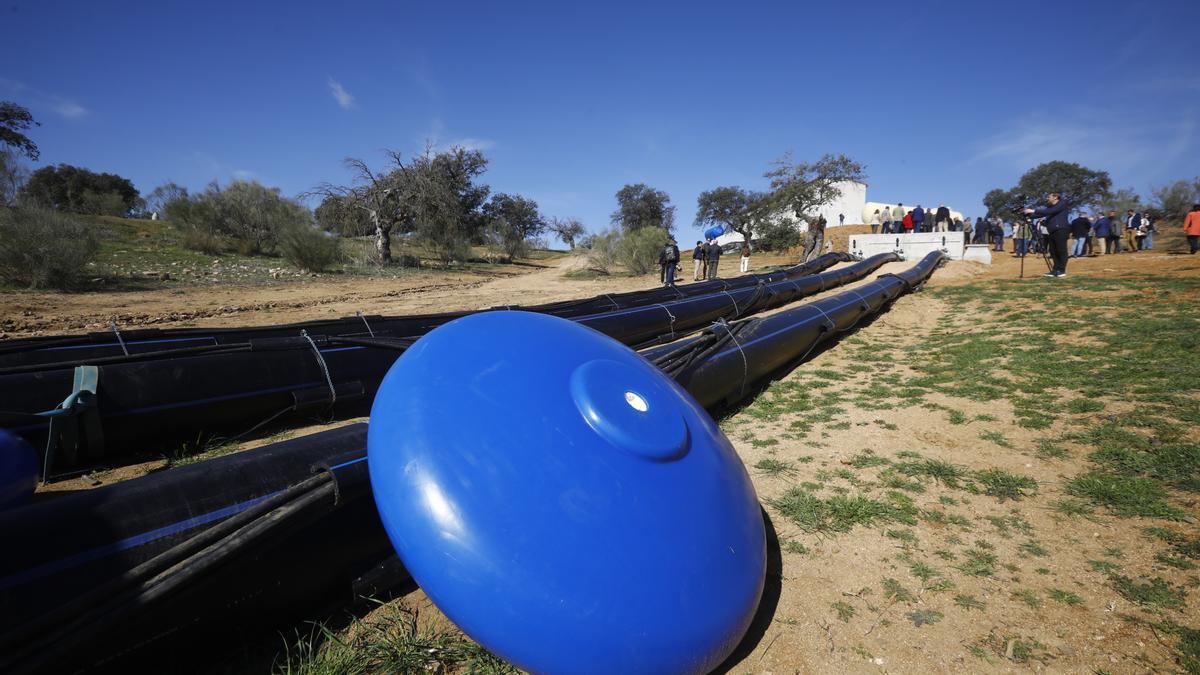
[3, 0, 1198, 244]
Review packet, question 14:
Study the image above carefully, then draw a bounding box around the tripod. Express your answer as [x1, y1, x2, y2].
[1015, 215, 1054, 279]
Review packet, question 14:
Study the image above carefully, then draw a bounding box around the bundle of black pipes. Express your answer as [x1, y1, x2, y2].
[0, 251, 944, 674]
[0, 254, 850, 371]
[1, 253, 895, 472]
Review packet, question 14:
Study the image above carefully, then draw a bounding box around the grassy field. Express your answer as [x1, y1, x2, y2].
[723, 266, 1200, 671]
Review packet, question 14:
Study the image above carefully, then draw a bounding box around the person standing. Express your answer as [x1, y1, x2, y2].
[1013, 218, 1030, 257]
[706, 238, 722, 279]
[838, 213, 845, 227]
[1093, 212, 1112, 255]
[934, 204, 951, 232]
[880, 208, 892, 234]
[892, 204, 906, 234]
[1069, 213, 1091, 258]
[973, 217, 986, 244]
[902, 210, 914, 233]
[1142, 213, 1155, 250]
[912, 205, 926, 232]
[804, 216, 827, 263]
[659, 237, 679, 286]
[1104, 212, 1121, 253]
[1183, 203, 1200, 254]
[692, 240, 706, 281]
[870, 209, 882, 234]
[1024, 192, 1070, 277]
[739, 240, 751, 273]
[992, 217, 1005, 252]
[1124, 210, 1141, 253]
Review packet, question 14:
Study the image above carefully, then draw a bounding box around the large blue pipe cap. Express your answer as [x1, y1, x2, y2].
[0, 428, 38, 509]
[368, 311, 766, 674]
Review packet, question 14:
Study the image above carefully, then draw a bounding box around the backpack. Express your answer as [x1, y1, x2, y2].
[662, 244, 678, 264]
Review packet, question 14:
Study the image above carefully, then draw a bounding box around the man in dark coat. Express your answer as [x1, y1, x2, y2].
[658, 237, 679, 286]
[692, 241, 706, 281]
[912, 205, 926, 232]
[934, 204, 951, 232]
[705, 238, 722, 279]
[1025, 192, 1070, 277]
[1069, 214, 1091, 258]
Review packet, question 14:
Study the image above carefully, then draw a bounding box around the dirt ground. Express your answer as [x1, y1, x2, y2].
[7, 234, 1199, 672]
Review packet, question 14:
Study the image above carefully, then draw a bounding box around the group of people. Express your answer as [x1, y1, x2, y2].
[867, 204, 961, 234]
[657, 236, 759, 286]
[991, 209, 1162, 259]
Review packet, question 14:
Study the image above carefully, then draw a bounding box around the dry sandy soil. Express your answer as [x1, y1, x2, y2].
[7, 234, 1199, 673]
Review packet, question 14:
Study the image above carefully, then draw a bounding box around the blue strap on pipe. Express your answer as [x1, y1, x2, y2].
[41, 366, 102, 483]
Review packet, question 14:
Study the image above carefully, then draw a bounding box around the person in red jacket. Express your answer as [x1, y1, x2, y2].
[902, 211, 914, 232]
[1184, 203, 1200, 254]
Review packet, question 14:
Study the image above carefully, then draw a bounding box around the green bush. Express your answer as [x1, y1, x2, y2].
[615, 226, 669, 275]
[168, 180, 310, 256]
[585, 229, 621, 274]
[279, 223, 341, 272]
[0, 207, 98, 289]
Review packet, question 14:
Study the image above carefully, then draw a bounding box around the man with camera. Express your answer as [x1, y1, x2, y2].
[1023, 193, 1070, 277]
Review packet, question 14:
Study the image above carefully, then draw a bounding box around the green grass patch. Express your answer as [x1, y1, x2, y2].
[753, 458, 797, 478]
[273, 603, 514, 674]
[768, 488, 916, 535]
[1011, 588, 1041, 609]
[831, 601, 855, 622]
[1065, 473, 1185, 519]
[974, 469, 1038, 501]
[979, 430, 1015, 449]
[954, 594, 986, 611]
[958, 548, 998, 577]
[1048, 588, 1083, 605]
[1110, 575, 1188, 609]
[881, 578, 915, 603]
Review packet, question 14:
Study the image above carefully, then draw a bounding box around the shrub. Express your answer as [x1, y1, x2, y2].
[586, 229, 621, 274]
[0, 207, 98, 289]
[178, 223, 223, 255]
[615, 226, 669, 275]
[279, 223, 341, 272]
[168, 180, 310, 256]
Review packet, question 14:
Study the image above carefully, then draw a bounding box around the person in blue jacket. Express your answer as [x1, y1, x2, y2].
[912, 205, 926, 232]
[1092, 213, 1113, 255]
[1024, 192, 1071, 277]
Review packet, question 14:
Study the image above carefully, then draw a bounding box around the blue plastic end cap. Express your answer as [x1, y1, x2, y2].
[0, 429, 38, 510]
[368, 311, 765, 675]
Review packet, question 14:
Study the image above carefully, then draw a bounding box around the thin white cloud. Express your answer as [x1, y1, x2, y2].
[53, 101, 88, 119]
[1, 78, 88, 120]
[965, 107, 1196, 175]
[327, 77, 355, 110]
[422, 118, 495, 154]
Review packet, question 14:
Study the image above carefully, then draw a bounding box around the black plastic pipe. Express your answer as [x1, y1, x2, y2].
[0, 254, 850, 371]
[0, 254, 892, 469]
